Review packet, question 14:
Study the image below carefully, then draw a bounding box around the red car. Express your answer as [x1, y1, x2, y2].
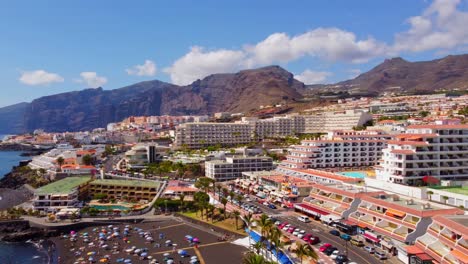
[302, 234, 313, 242]
[278, 222, 288, 229]
[287, 227, 296, 233]
[319, 243, 332, 252]
[308, 236, 321, 245]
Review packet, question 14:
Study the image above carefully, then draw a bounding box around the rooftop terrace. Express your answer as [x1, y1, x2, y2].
[90, 179, 160, 188]
[36, 176, 92, 195]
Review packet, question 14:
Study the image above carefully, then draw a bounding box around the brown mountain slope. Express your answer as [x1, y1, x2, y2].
[310, 54, 468, 94]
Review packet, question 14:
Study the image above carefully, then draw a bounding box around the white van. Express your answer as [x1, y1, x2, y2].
[297, 215, 310, 223]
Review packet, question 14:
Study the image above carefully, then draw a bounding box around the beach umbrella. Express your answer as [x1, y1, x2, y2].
[189, 260, 198, 264]
[146, 237, 153, 241]
[124, 259, 132, 263]
[165, 240, 171, 244]
[108, 225, 113, 229]
[190, 256, 198, 260]
[178, 250, 187, 255]
[147, 256, 153, 260]
[135, 249, 141, 254]
[163, 253, 170, 257]
[99, 258, 108, 263]
[192, 238, 199, 243]
[88, 257, 94, 261]
[141, 252, 148, 257]
[83, 232, 89, 236]
[70, 230, 76, 235]
[116, 258, 124, 263]
[167, 260, 174, 264]
[87, 252, 95, 256]
[125, 225, 130, 228]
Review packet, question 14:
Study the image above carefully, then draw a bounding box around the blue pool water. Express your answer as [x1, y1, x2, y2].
[338, 171, 367, 179]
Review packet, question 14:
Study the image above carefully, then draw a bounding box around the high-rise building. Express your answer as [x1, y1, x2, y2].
[376, 125, 468, 185]
[205, 156, 274, 181]
[281, 130, 391, 169]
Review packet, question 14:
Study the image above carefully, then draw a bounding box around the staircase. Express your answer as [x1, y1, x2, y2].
[342, 198, 361, 219]
[405, 217, 433, 243]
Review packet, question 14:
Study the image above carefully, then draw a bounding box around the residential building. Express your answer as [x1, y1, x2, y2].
[205, 156, 273, 181]
[33, 176, 92, 212]
[174, 122, 252, 149]
[376, 124, 468, 185]
[302, 109, 373, 133]
[411, 215, 468, 264]
[124, 144, 168, 169]
[245, 115, 305, 139]
[88, 179, 160, 202]
[281, 130, 391, 169]
[349, 193, 463, 244]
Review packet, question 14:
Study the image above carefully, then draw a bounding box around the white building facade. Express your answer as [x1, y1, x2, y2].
[205, 156, 274, 181]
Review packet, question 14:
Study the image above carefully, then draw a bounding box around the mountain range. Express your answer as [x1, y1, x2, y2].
[0, 54, 467, 134]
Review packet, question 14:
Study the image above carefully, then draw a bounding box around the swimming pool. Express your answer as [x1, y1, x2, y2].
[90, 205, 132, 211]
[338, 171, 367, 179]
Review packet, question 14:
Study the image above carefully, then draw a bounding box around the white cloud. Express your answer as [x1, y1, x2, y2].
[126, 60, 157, 76]
[294, 70, 332, 84]
[19, 70, 64, 86]
[393, 0, 468, 52]
[164, 0, 468, 84]
[163, 46, 246, 85]
[75, 72, 107, 88]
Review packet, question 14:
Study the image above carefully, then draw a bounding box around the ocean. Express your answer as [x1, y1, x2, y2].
[0, 139, 53, 264]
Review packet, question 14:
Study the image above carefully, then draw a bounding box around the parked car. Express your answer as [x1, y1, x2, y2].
[335, 255, 349, 264]
[319, 243, 332, 252]
[330, 250, 340, 260]
[297, 215, 311, 223]
[340, 234, 351, 241]
[263, 201, 269, 206]
[302, 234, 313, 242]
[308, 236, 320, 245]
[287, 227, 296, 233]
[268, 204, 277, 209]
[350, 238, 364, 247]
[364, 246, 375, 254]
[274, 220, 281, 226]
[375, 250, 387, 260]
[278, 222, 288, 229]
[329, 229, 340, 236]
[297, 230, 306, 239]
[324, 247, 338, 256]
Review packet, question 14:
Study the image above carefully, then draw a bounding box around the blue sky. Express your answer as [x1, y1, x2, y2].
[0, 0, 467, 107]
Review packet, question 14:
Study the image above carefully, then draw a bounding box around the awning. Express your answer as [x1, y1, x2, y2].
[406, 245, 424, 255]
[357, 222, 368, 229]
[414, 253, 433, 261]
[363, 233, 380, 243]
[451, 249, 468, 263]
[385, 208, 406, 218]
[294, 203, 329, 216]
[380, 239, 394, 249]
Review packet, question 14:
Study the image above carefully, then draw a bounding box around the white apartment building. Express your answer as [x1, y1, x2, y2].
[376, 124, 468, 186]
[124, 144, 168, 169]
[302, 109, 373, 133]
[281, 130, 391, 169]
[205, 156, 274, 181]
[242, 115, 305, 139]
[174, 122, 252, 149]
[33, 176, 91, 212]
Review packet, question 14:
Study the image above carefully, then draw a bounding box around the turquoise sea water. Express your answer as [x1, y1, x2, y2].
[338, 171, 367, 179]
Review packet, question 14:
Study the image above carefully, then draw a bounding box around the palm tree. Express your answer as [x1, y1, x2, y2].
[222, 188, 229, 199]
[233, 210, 241, 229]
[293, 242, 318, 264]
[229, 191, 235, 204]
[56, 157, 64, 172]
[237, 194, 244, 207]
[244, 213, 254, 246]
[216, 184, 223, 199]
[207, 204, 215, 222]
[242, 252, 276, 264]
[179, 193, 185, 211]
[426, 190, 434, 201]
[221, 197, 228, 219]
[258, 214, 272, 237]
[252, 241, 264, 255]
[442, 195, 449, 204]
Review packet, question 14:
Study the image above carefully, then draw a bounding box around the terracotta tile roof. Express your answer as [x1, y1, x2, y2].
[407, 124, 468, 129]
[390, 149, 415, 155]
[387, 140, 428, 146]
[395, 134, 438, 139]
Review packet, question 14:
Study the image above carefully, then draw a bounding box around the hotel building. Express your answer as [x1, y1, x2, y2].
[33, 176, 92, 212]
[174, 122, 252, 149]
[88, 179, 160, 202]
[302, 109, 373, 133]
[124, 144, 168, 169]
[281, 130, 391, 169]
[376, 124, 468, 185]
[205, 156, 273, 181]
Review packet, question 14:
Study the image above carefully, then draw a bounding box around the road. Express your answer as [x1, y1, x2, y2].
[231, 193, 393, 264]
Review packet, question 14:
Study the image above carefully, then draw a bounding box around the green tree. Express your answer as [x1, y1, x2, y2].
[426, 190, 434, 201]
[195, 177, 215, 193]
[221, 197, 228, 219]
[179, 193, 185, 211]
[82, 154, 94, 165]
[194, 191, 210, 219]
[257, 214, 272, 237]
[56, 157, 65, 171]
[233, 210, 241, 229]
[216, 184, 223, 199]
[442, 195, 449, 204]
[419, 111, 430, 118]
[293, 242, 318, 264]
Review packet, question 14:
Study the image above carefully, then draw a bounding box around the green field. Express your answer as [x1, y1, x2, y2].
[430, 186, 468, 195]
[36, 176, 91, 195]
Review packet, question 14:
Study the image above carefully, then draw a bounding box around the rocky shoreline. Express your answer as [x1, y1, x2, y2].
[0, 143, 37, 151]
[0, 221, 52, 242]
